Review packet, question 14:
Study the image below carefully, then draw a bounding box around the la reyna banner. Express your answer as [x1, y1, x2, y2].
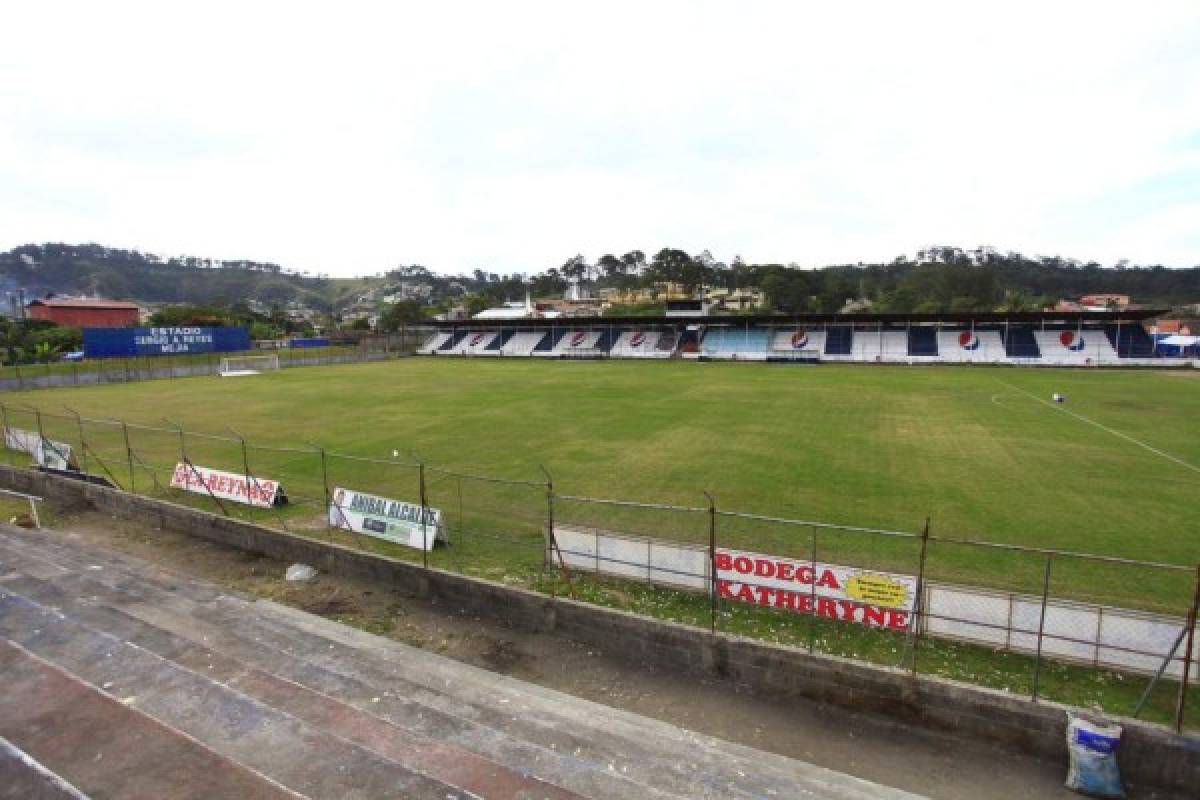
[3, 427, 75, 471]
[329, 487, 444, 551]
[84, 326, 250, 358]
[716, 548, 917, 630]
[169, 463, 285, 508]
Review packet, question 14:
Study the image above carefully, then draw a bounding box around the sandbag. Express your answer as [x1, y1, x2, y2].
[1065, 713, 1124, 798]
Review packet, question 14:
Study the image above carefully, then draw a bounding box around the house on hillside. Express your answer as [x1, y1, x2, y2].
[26, 297, 141, 327]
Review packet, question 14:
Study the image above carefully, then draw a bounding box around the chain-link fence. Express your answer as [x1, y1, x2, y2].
[0, 334, 426, 392]
[2, 404, 1197, 731]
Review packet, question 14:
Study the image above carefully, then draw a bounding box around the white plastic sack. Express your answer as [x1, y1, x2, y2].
[1065, 713, 1124, 798]
[285, 564, 318, 582]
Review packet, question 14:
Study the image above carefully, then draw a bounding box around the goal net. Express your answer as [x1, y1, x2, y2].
[219, 354, 280, 377]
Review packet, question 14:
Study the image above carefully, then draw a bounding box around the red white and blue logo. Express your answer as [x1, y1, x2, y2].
[569, 332, 586, 347]
[1060, 331, 1086, 351]
[630, 332, 646, 347]
[958, 331, 980, 350]
[790, 330, 809, 349]
[468, 333, 485, 346]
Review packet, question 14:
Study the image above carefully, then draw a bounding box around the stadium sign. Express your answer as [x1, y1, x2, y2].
[715, 548, 916, 630]
[83, 326, 251, 358]
[169, 463, 284, 508]
[329, 487, 444, 551]
[3, 427, 75, 470]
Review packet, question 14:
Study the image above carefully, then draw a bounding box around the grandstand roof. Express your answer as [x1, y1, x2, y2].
[431, 309, 1166, 328]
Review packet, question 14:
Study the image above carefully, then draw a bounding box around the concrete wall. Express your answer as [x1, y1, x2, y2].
[3, 464, 1196, 796]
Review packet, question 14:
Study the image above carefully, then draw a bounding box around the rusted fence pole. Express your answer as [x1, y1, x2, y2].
[1031, 553, 1054, 701]
[416, 456, 429, 569]
[540, 465, 576, 599]
[808, 524, 818, 653]
[1175, 564, 1200, 733]
[121, 422, 135, 492]
[909, 517, 931, 674]
[704, 491, 717, 634]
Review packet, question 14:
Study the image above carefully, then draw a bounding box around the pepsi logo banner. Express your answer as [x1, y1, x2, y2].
[329, 487, 443, 551]
[569, 331, 586, 346]
[1060, 331, 1086, 351]
[716, 548, 916, 630]
[170, 463, 284, 508]
[958, 331, 980, 350]
[630, 332, 646, 347]
[790, 331, 809, 349]
[468, 333, 485, 346]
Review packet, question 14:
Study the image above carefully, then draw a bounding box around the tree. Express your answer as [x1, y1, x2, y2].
[560, 255, 588, 283]
[378, 300, 427, 332]
[530, 269, 568, 297]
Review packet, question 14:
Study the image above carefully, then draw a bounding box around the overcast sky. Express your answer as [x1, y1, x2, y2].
[2, 1, 1198, 276]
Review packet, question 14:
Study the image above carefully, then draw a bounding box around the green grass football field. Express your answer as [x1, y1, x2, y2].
[4, 358, 1199, 610]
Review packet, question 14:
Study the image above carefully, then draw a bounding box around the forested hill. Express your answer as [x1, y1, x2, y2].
[0, 243, 338, 310]
[2, 242, 1199, 315]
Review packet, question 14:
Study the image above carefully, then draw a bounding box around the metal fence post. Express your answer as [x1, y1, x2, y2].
[704, 491, 717, 633]
[234, 429, 255, 508]
[64, 406, 88, 475]
[0, 403, 10, 465]
[1031, 553, 1054, 701]
[121, 422, 135, 491]
[540, 465, 576, 599]
[311, 443, 331, 532]
[909, 517, 931, 673]
[1175, 564, 1200, 733]
[417, 456, 429, 569]
[808, 524, 818, 653]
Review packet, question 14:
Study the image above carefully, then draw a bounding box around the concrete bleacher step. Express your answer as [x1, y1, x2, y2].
[0, 590, 481, 799]
[11, 531, 894, 800]
[1, 736, 88, 800]
[0, 641, 297, 800]
[0, 551, 818, 800]
[0, 543, 592, 799]
[0, 526, 922, 799]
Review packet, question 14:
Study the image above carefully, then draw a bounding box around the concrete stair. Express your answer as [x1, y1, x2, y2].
[0, 525, 924, 799]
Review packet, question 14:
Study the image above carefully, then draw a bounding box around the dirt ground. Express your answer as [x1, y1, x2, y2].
[50, 509, 1178, 800]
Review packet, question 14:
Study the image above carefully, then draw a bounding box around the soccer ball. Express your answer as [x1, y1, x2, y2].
[1052, 393, 1065, 404]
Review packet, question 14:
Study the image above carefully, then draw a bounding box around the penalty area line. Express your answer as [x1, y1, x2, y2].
[996, 379, 1200, 476]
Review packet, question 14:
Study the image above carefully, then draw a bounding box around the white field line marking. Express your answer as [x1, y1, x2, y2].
[997, 379, 1200, 475]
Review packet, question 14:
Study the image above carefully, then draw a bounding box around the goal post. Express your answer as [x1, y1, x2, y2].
[219, 354, 280, 376]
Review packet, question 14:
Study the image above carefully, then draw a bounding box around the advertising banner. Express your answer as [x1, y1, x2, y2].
[4, 427, 76, 470]
[84, 326, 250, 357]
[329, 487, 443, 551]
[715, 548, 916, 630]
[169, 463, 284, 508]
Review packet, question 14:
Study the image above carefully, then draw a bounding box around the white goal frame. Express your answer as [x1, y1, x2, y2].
[219, 354, 280, 377]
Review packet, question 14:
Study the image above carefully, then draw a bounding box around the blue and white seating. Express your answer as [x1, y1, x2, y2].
[770, 330, 826, 355]
[699, 329, 770, 359]
[851, 331, 909, 361]
[499, 331, 548, 356]
[538, 330, 603, 357]
[453, 331, 501, 356]
[611, 331, 673, 358]
[936, 330, 1005, 363]
[1034, 330, 1118, 364]
[418, 332, 453, 354]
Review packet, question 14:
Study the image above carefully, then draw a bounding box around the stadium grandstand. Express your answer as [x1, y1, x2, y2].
[416, 310, 1195, 367]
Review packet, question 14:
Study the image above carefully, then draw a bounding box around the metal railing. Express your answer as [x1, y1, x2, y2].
[0, 403, 1196, 731]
